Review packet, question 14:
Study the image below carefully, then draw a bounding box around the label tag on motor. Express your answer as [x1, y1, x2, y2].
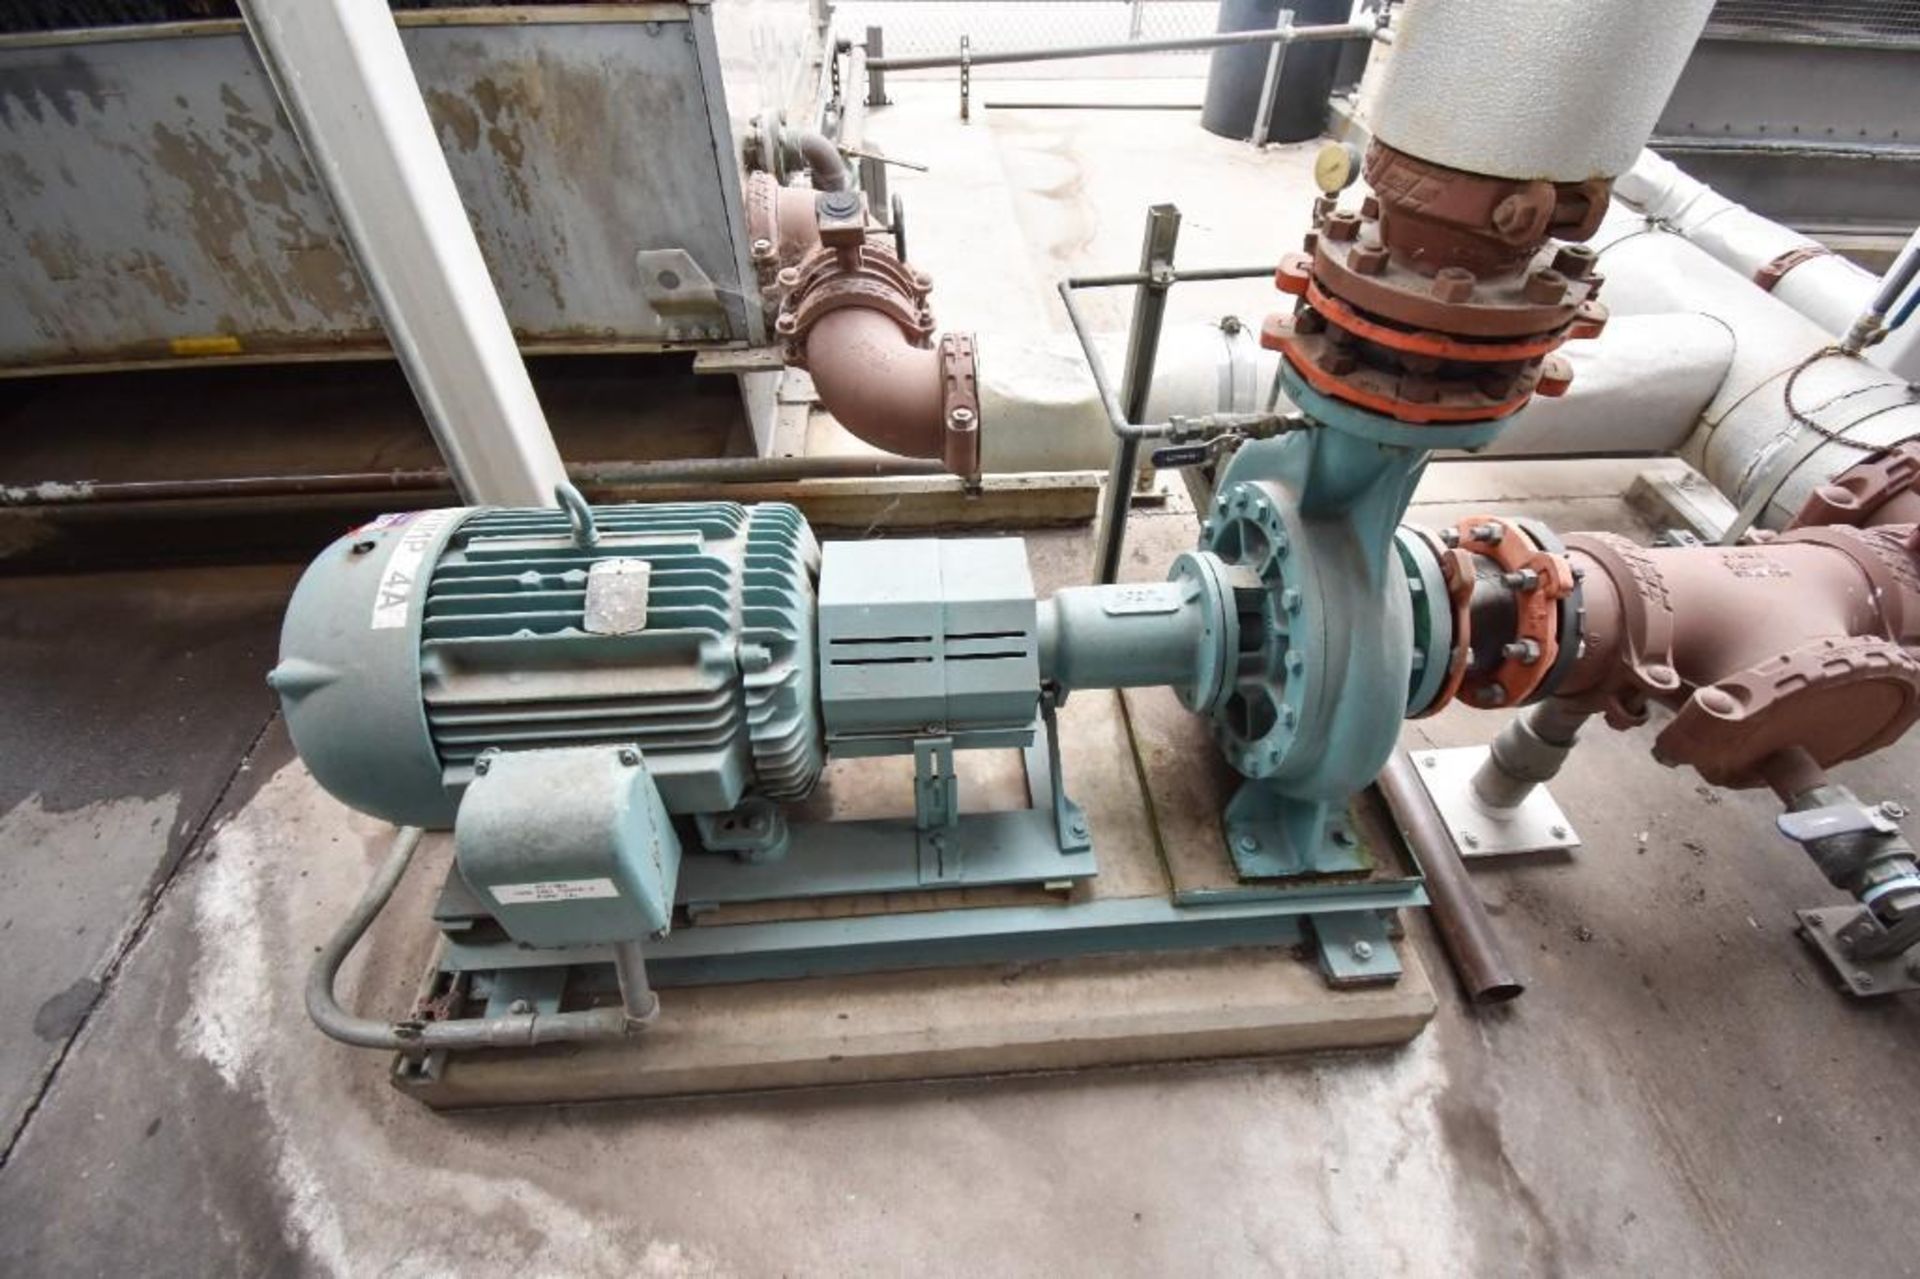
[369, 508, 467, 630]
[490, 878, 623, 905]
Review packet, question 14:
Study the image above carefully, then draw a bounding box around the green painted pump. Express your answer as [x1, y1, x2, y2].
[270, 463, 1458, 979]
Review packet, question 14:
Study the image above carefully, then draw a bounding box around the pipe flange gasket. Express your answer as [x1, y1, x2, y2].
[1513, 517, 1584, 705]
[1456, 515, 1575, 709]
[1266, 323, 1563, 423]
[1302, 278, 1601, 366]
[1396, 524, 1473, 718]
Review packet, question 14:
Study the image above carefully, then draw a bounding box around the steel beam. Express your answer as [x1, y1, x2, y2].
[239, 0, 566, 507]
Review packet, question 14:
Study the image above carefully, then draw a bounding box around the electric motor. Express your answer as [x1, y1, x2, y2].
[270, 500, 823, 829]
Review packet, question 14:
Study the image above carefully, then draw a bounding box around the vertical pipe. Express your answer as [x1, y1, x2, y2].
[613, 940, 660, 1025]
[1092, 204, 1181, 585]
[1249, 9, 1294, 150]
[239, 0, 565, 507]
[865, 25, 889, 106]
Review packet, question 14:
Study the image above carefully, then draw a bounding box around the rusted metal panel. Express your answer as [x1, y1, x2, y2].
[0, 6, 775, 371]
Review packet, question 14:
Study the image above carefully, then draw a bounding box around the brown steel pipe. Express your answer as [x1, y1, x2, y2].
[1377, 750, 1526, 1005]
[800, 309, 950, 462]
[1549, 524, 1920, 789]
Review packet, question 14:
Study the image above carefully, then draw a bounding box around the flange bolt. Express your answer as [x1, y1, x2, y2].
[1502, 639, 1542, 665]
[1350, 243, 1389, 275]
[1551, 244, 1598, 280]
[1431, 266, 1476, 303]
[1324, 211, 1361, 242]
[1500, 568, 1539, 591]
[1524, 268, 1569, 305]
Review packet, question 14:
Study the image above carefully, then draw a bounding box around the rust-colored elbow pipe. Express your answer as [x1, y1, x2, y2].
[747, 173, 981, 477]
[802, 309, 949, 460]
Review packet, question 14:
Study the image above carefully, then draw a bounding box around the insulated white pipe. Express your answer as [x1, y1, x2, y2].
[1370, 0, 1716, 182]
[1614, 151, 1878, 342]
[1478, 314, 1734, 458]
[1592, 212, 1920, 529]
[978, 314, 1735, 472]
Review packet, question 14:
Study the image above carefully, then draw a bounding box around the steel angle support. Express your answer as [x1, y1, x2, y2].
[239, 0, 565, 506]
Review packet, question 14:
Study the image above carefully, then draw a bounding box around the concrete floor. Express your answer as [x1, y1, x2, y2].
[4, 82, 1920, 1277]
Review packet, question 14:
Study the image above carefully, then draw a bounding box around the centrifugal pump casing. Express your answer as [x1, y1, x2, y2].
[268, 501, 823, 829]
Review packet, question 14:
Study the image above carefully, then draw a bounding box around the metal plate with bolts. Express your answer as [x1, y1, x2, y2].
[1410, 745, 1581, 860]
[1796, 906, 1920, 999]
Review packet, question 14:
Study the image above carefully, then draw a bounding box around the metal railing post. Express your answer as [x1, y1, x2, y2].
[1250, 9, 1295, 149]
[1092, 204, 1181, 585]
[865, 25, 889, 107]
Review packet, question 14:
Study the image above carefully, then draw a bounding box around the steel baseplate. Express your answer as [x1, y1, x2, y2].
[1796, 906, 1920, 998]
[1409, 745, 1581, 860]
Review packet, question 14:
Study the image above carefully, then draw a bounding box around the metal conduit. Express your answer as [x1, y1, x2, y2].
[307, 826, 650, 1053]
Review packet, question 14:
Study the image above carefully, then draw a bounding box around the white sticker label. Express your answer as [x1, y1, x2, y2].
[369, 507, 468, 630]
[490, 878, 622, 905]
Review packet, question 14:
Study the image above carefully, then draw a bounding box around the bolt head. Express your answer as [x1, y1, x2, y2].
[1550, 824, 1569, 840]
[1236, 833, 1260, 853]
[618, 747, 641, 766]
[750, 237, 774, 258]
[1350, 244, 1389, 276]
[1281, 587, 1303, 613]
[1460, 831, 1481, 848]
[1351, 939, 1375, 961]
[1524, 268, 1569, 305]
[1431, 266, 1476, 303]
[509, 999, 532, 1015]
[1324, 211, 1360, 242]
[1551, 244, 1597, 280]
[1881, 801, 1909, 821]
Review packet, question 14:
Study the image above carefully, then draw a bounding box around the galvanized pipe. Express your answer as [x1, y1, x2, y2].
[1377, 751, 1526, 1004]
[1094, 205, 1182, 585]
[0, 455, 945, 508]
[866, 20, 1373, 72]
[306, 826, 641, 1054]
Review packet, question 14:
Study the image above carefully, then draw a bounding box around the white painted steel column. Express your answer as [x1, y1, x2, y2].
[240, 0, 566, 507]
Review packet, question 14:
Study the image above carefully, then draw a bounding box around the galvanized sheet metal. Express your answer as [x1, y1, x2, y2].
[0, 9, 761, 370]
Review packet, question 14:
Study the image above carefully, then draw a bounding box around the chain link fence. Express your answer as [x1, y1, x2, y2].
[836, 0, 1225, 78]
